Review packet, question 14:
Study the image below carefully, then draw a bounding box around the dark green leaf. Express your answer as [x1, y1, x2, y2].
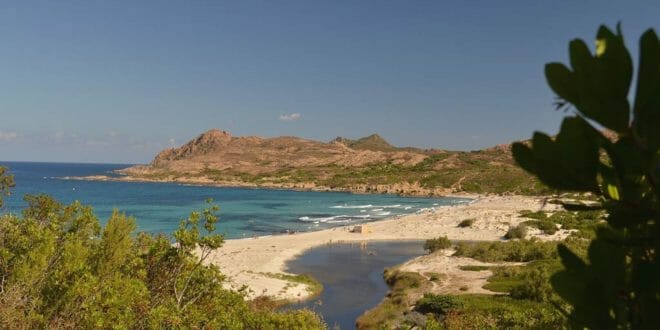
[545, 63, 578, 104]
[633, 29, 660, 150]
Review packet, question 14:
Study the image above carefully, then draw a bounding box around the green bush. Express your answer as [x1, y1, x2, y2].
[415, 294, 461, 315]
[457, 218, 475, 228]
[510, 267, 555, 302]
[504, 224, 527, 239]
[424, 236, 452, 253]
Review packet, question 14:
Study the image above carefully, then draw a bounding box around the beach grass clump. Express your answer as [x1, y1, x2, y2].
[415, 294, 461, 315]
[420, 294, 566, 329]
[483, 266, 526, 293]
[458, 265, 490, 271]
[519, 210, 548, 220]
[424, 272, 446, 282]
[504, 224, 527, 239]
[423, 235, 452, 253]
[261, 273, 323, 298]
[519, 210, 605, 233]
[522, 220, 558, 235]
[457, 218, 476, 228]
[453, 239, 557, 262]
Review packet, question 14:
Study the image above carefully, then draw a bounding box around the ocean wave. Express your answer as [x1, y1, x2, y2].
[331, 204, 403, 209]
[331, 204, 373, 209]
[379, 204, 402, 208]
[374, 211, 392, 216]
[298, 215, 350, 223]
[327, 219, 351, 224]
[298, 213, 373, 223]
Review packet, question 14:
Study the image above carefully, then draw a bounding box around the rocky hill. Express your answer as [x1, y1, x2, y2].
[115, 129, 548, 196]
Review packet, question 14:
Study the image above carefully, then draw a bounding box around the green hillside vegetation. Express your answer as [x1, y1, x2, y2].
[324, 146, 550, 194]
[165, 146, 550, 195]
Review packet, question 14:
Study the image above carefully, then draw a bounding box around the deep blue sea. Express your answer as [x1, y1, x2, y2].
[0, 162, 470, 238]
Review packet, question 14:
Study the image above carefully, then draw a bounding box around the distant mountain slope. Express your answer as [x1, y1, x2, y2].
[333, 134, 398, 152]
[117, 129, 548, 196]
[142, 129, 426, 173]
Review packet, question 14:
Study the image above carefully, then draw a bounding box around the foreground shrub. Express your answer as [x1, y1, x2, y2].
[512, 25, 660, 327]
[424, 236, 452, 253]
[0, 191, 324, 329]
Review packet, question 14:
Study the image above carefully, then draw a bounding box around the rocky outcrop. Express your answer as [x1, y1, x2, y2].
[153, 129, 233, 165]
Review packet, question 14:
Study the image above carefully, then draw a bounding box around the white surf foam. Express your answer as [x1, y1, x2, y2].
[331, 204, 373, 209]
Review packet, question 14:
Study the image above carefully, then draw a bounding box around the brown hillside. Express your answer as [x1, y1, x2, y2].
[117, 129, 547, 196]
[126, 129, 427, 176]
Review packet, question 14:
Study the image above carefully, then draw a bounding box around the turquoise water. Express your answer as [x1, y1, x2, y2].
[0, 162, 470, 238]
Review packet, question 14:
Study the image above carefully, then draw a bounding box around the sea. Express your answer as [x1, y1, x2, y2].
[0, 161, 470, 238]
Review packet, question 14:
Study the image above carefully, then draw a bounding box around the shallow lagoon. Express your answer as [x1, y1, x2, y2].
[286, 241, 425, 329]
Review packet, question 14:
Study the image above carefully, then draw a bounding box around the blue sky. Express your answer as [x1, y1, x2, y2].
[0, 1, 658, 163]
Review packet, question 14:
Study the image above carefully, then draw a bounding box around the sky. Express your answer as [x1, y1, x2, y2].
[0, 1, 658, 163]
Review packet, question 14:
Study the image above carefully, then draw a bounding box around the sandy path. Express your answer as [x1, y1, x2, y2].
[205, 195, 564, 301]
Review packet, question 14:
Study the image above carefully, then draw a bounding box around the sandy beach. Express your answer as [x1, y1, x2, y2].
[205, 195, 566, 301]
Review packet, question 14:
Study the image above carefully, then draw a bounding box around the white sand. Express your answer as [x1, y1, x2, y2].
[205, 195, 565, 301]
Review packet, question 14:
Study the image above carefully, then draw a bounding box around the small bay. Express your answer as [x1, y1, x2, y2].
[1, 162, 469, 238]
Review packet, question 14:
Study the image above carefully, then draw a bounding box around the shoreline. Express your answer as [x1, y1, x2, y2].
[59, 174, 481, 198]
[204, 195, 566, 302]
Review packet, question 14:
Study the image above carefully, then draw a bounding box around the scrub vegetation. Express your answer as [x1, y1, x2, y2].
[0, 172, 324, 329]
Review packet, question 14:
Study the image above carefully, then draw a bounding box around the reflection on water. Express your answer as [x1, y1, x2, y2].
[285, 241, 425, 329]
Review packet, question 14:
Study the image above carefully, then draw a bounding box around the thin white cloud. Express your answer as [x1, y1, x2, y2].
[168, 138, 176, 147]
[0, 131, 17, 142]
[278, 113, 301, 121]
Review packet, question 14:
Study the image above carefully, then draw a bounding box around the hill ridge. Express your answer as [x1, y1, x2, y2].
[114, 129, 546, 196]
